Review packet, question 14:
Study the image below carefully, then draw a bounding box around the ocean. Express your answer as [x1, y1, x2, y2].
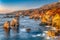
[0, 15, 46, 40]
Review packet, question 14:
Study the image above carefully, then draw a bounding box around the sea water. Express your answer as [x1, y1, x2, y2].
[0, 15, 46, 40]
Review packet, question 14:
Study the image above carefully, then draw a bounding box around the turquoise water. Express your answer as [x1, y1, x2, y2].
[0, 16, 45, 40]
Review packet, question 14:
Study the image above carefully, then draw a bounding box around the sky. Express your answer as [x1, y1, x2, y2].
[0, 0, 58, 13]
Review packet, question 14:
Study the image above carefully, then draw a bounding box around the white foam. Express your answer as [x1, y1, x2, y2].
[42, 33, 46, 37]
[46, 36, 50, 39]
[32, 34, 41, 37]
[24, 20, 26, 21]
[43, 31, 48, 33]
[36, 34, 41, 36]
[20, 28, 26, 32]
[32, 35, 37, 37]
[45, 26, 50, 27]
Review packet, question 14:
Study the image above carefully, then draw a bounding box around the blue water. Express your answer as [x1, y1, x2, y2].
[0, 16, 45, 40]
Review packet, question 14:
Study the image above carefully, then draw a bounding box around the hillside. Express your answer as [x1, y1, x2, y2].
[15, 2, 60, 16]
[2, 2, 60, 16]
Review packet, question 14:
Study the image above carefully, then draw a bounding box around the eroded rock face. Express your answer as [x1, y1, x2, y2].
[3, 21, 10, 29]
[39, 2, 60, 38]
[10, 18, 17, 28]
[26, 28, 31, 33]
[3, 21, 10, 36]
